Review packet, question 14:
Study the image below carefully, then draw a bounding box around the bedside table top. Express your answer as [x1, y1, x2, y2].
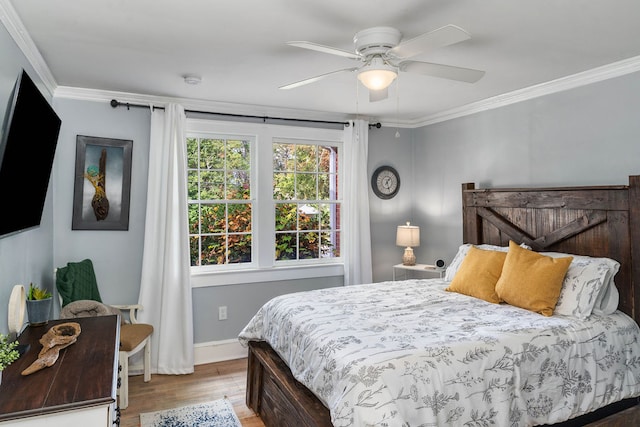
[393, 263, 440, 271]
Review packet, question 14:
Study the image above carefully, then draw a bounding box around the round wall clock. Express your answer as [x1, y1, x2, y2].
[371, 165, 400, 199]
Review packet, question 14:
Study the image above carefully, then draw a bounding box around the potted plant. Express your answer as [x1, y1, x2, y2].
[26, 283, 53, 326]
[0, 333, 19, 385]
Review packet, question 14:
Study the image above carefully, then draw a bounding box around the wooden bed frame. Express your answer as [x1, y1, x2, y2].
[246, 175, 640, 427]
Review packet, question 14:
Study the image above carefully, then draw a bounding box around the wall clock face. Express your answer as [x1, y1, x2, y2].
[371, 165, 400, 199]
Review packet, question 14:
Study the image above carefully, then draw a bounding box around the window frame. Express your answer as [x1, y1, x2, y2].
[187, 118, 345, 287]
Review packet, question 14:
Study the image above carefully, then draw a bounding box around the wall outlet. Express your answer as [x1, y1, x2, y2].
[218, 306, 228, 320]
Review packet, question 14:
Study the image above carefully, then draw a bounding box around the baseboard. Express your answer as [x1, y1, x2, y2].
[126, 339, 247, 376]
[194, 339, 248, 365]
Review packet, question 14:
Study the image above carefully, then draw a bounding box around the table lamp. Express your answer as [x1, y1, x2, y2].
[396, 222, 420, 265]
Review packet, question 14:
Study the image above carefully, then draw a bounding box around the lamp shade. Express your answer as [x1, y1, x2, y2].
[396, 222, 420, 247]
[357, 57, 398, 90]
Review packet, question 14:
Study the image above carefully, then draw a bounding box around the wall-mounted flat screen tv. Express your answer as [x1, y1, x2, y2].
[0, 69, 61, 238]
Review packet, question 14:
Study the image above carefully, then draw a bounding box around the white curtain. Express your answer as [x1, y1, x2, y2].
[343, 119, 373, 285]
[138, 103, 194, 375]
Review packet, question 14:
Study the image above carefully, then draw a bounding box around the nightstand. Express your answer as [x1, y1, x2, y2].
[393, 263, 444, 280]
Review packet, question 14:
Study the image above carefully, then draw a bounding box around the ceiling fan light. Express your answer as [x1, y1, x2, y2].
[357, 58, 397, 90]
[358, 69, 397, 90]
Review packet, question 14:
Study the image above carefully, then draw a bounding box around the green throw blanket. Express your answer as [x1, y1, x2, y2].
[56, 259, 103, 307]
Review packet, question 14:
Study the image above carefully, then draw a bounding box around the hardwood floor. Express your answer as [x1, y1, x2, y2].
[120, 358, 264, 427]
[120, 358, 640, 427]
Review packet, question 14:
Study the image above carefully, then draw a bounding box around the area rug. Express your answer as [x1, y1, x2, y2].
[140, 398, 242, 427]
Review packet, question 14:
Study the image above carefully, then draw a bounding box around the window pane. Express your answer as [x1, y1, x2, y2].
[228, 234, 252, 263]
[275, 233, 297, 260]
[275, 203, 297, 231]
[273, 143, 295, 172]
[318, 146, 336, 173]
[188, 204, 200, 234]
[200, 170, 224, 200]
[298, 203, 319, 230]
[200, 235, 227, 265]
[201, 204, 225, 233]
[200, 138, 225, 169]
[189, 236, 200, 266]
[299, 232, 319, 259]
[228, 203, 252, 233]
[321, 230, 340, 258]
[296, 173, 317, 200]
[187, 138, 199, 169]
[187, 170, 199, 200]
[273, 172, 294, 200]
[319, 203, 339, 230]
[295, 145, 317, 172]
[227, 170, 250, 199]
[318, 173, 330, 200]
[227, 139, 250, 170]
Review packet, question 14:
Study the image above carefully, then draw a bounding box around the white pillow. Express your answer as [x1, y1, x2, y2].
[444, 242, 531, 281]
[592, 280, 619, 316]
[541, 252, 620, 319]
[445, 244, 473, 281]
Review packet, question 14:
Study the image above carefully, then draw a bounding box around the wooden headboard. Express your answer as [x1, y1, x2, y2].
[462, 175, 640, 324]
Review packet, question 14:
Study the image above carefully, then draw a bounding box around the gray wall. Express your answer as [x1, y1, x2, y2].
[51, 99, 150, 309]
[0, 22, 55, 335]
[367, 126, 414, 282]
[407, 71, 640, 271]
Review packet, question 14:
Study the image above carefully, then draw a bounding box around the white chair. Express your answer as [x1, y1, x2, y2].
[55, 260, 153, 409]
[110, 303, 152, 409]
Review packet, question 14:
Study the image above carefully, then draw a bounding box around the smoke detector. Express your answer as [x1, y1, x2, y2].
[183, 74, 202, 85]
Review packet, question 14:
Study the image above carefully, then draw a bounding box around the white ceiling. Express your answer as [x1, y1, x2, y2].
[5, 0, 640, 126]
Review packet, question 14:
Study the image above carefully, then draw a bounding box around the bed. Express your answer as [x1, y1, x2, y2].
[239, 176, 640, 426]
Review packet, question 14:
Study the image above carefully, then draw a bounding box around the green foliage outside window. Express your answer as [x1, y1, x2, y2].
[188, 137, 252, 266]
[273, 142, 340, 261]
[188, 135, 341, 267]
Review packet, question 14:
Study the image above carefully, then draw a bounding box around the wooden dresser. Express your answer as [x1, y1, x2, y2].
[0, 316, 120, 426]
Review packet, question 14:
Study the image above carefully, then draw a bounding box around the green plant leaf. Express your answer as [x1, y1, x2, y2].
[27, 283, 52, 300]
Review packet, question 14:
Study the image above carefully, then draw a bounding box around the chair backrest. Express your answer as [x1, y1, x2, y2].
[55, 259, 103, 308]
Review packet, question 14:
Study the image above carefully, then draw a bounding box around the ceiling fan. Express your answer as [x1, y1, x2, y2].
[280, 25, 485, 102]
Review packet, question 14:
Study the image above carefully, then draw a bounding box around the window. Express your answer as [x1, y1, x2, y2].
[273, 140, 341, 261]
[187, 136, 252, 266]
[186, 119, 344, 284]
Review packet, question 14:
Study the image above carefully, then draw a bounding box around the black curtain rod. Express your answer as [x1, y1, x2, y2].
[110, 99, 381, 129]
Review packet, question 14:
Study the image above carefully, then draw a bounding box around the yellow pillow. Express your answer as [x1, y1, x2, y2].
[495, 241, 573, 316]
[446, 246, 507, 303]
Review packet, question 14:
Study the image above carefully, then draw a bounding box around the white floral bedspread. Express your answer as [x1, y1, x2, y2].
[238, 279, 640, 426]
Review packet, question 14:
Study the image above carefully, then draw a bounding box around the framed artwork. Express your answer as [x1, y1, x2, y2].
[72, 135, 133, 230]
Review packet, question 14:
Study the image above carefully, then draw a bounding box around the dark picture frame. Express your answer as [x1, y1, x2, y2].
[72, 135, 132, 230]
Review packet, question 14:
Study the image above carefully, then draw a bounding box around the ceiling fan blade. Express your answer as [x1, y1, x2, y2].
[400, 60, 485, 83]
[369, 87, 388, 102]
[389, 24, 471, 59]
[286, 41, 361, 60]
[279, 67, 358, 90]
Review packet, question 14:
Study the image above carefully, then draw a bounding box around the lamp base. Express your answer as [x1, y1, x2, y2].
[402, 247, 416, 266]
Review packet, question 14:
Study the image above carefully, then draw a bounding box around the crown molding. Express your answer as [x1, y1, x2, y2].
[0, 0, 57, 97]
[54, 86, 361, 125]
[410, 55, 640, 128]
